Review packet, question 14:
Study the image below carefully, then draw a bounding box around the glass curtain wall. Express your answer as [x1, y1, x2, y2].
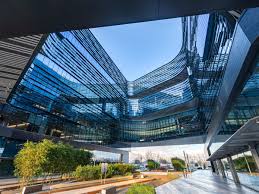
[7, 30, 128, 144]
[3, 12, 238, 144]
[221, 53, 259, 134]
[120, 13, 236, 142]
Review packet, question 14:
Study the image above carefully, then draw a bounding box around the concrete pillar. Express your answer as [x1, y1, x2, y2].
[217, 160, 226, 178]
[213, 161, 219, 175]
[207, 147, 216, 173]
[119, 152, 129, 163]
[227, 156, 240, 184]
[249, 144, 259, 171]
[119, 154, 123, 163]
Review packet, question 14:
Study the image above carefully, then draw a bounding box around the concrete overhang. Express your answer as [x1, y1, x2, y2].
[1, 1, 259, 38]
[207, 116, 259, 161]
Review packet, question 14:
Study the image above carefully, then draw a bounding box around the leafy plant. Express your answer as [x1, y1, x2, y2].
[233, 156, 257, 172]
[14, 139, 92, 184]
[171, 157, 185, 171]
[127, 184, 155, 194]
[74, 164, 135, 181]
[147, 160, 160, 170]
[14, 141, 44, 184]
[73, 165, 101, 180]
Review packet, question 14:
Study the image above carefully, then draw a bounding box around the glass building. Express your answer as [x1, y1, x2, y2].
[0, 10, 257, 149]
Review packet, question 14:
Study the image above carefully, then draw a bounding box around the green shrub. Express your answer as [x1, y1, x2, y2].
[106, 164, 115, 178]
[125, 172, 133, 176]
[147, 160, 160, 170]
[74, 165, 101, 181]
[171, 157, 185, 171]
[114, 164, 134, 175]
[127, 184, 155, 194]
[234, 156, 257, 172]
[14, 140, 92, 183]
[74, 163, 135, 180]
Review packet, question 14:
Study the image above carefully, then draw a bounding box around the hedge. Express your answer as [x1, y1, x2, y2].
[74, 163, 135, 181]
[127, 184, 155, 194]
[147, 160, 160, 170]
[171, 157, 185, 171]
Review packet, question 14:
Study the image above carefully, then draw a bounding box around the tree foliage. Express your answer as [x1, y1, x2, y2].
[14, 139, 92, 183]
[233, 156, 257, 172]
[147, 159, 160, 170]
[171, 157, 185, 171]
[73, 165, 101, 181]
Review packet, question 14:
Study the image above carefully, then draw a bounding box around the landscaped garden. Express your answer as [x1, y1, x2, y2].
[0, 140, 186, 194]
[14, 139, 135, 185]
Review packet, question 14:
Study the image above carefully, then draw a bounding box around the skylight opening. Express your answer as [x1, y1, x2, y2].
[91, 18, 183, 81]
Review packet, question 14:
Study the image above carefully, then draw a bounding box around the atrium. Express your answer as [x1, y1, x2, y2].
[0, 1, 259, 193]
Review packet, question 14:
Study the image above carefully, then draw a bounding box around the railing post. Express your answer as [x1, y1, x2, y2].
[213, 161, 219, 175]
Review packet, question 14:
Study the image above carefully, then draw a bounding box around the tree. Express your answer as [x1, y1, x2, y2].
[14, 139, 93, 184]
[147, 160, 160, 170]
[171, 157, 185, 171]
[14, 141, 43, 184]
[44, 142, 92, 174]
[233, 156, 257, 172]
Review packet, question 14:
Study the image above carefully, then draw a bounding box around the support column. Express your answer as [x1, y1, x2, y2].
[207, 147, 216, 173]
[119, 154, 123, 163]
[217, 160, 226, 178]
[119, 152, 129, 163]
[227, 156, 240, 184]
[213, 161, 219, 175]
[249, 144, 259, 171]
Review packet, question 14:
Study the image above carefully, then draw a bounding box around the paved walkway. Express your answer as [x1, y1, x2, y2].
[239, 173, 259, 191]
[156, 170, 259, 194]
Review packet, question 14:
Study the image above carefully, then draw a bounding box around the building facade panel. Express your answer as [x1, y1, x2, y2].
[1, 10, 255, 145]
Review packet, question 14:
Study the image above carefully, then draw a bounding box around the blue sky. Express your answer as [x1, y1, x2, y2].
[91, 18, 182, 81]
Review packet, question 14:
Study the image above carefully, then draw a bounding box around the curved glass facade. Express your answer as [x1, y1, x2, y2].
[7, 31, 128, 144]
[1, 12, 241, 144]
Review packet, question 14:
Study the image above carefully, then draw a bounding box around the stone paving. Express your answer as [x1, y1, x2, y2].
[156, 170, 259, 194]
